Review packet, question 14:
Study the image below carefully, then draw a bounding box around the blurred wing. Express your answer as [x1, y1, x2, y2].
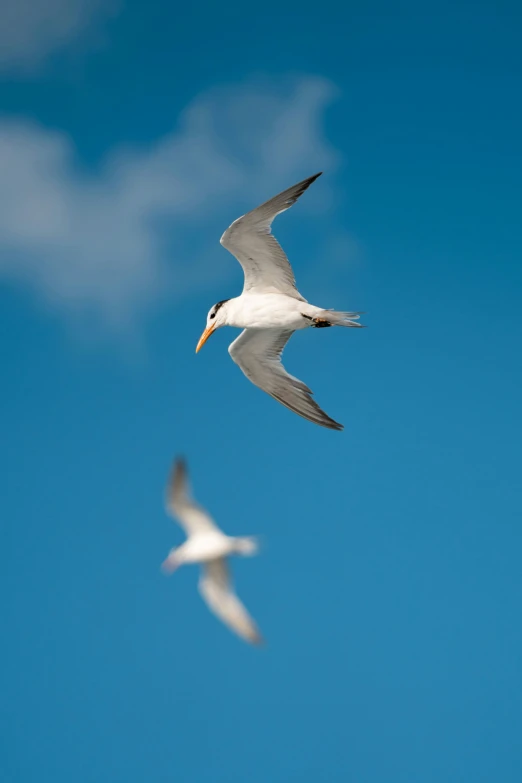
[165, 458, 219, 536]
[199, 559, 263, 646]
[228, 329, 343, 431]
[220, 173, 322, 298]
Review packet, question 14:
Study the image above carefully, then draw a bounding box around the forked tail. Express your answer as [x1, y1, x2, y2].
[315, 309, 365, 328]
[234, 536, 260, 556]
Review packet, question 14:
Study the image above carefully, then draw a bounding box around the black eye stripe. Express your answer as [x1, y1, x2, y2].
[210, 298, 230, 319]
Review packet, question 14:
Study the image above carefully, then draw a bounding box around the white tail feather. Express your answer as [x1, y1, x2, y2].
[234, 536, 259, 556]
[317, 309, 365, 327]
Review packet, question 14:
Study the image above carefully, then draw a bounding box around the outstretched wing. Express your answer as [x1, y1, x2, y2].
[165, 458, 220, 537]
[220, 173, 322, 299]
[199, 559, 263, 646]
[228, 329, 343, 431]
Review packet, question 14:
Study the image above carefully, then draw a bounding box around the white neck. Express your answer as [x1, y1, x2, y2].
[221, 297, 243, 328]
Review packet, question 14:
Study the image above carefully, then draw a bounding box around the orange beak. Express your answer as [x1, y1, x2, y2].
[195, 324, 216, 353]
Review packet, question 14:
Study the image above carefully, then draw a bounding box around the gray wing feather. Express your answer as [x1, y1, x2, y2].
[220, 173, 322, 299]
[199, 559, 263, 645]
[228, 329, 343, 431]
[166, 458, 219, 536]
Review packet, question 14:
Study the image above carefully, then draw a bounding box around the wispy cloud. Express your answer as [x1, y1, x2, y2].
[0, 0, 117, 73]
[0, 75, 348, 328]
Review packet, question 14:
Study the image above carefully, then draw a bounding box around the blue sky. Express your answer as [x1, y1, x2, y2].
[1, 1, 522, 781]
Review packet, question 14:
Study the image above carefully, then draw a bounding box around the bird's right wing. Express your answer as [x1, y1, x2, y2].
[166, 458, 219, 536]
[199, 559, 263, 646]
[228, 329, 343, 431]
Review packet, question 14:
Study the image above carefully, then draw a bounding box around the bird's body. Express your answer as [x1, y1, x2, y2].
[216, 293, 321, 331]
[163, 530, 256, 567]
[162, 458, 262, 645]
[167, 531, 234, 565]
[196, 172, 364, 431]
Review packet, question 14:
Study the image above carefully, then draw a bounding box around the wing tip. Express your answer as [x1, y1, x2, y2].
[166, 456, 188, 511]
[250, 631, 265, 647]
[319, 416, 344, 431]
[172, 455, 187, 484]
[173, 455, 186, 471]
[294, 171, 323, 198]
[271, 391, 344, 431]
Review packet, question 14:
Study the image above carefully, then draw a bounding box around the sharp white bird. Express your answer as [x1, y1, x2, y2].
[162, 458, 262, 646]
[195, 172, 364, 431]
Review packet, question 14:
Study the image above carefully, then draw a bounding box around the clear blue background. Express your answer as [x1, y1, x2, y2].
[2, 1, 522, 781]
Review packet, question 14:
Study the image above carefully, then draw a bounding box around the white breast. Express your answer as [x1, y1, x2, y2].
[227, 293, 310, 330]
[181, 533, 233, 563]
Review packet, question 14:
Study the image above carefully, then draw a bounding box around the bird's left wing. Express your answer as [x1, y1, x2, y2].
[166, 458, 220, 537]
[220, 173, 322, 299]
[228, 328, 343, 431]
[199, 559, 263, 646]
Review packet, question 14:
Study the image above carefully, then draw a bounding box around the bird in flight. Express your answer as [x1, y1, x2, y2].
[162, 458, 263, 646]
[195, 172, 363, 431]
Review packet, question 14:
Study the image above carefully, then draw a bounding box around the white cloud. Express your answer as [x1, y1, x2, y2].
[0, 0, 116, 73]
[0, 75, 345, 328]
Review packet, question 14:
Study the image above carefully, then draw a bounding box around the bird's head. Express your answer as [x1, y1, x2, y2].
[195, 299, 230, 353]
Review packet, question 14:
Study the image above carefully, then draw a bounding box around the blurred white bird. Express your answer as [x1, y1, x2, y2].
[162, 458, 262, 646]
[195, 172, 364, 431]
